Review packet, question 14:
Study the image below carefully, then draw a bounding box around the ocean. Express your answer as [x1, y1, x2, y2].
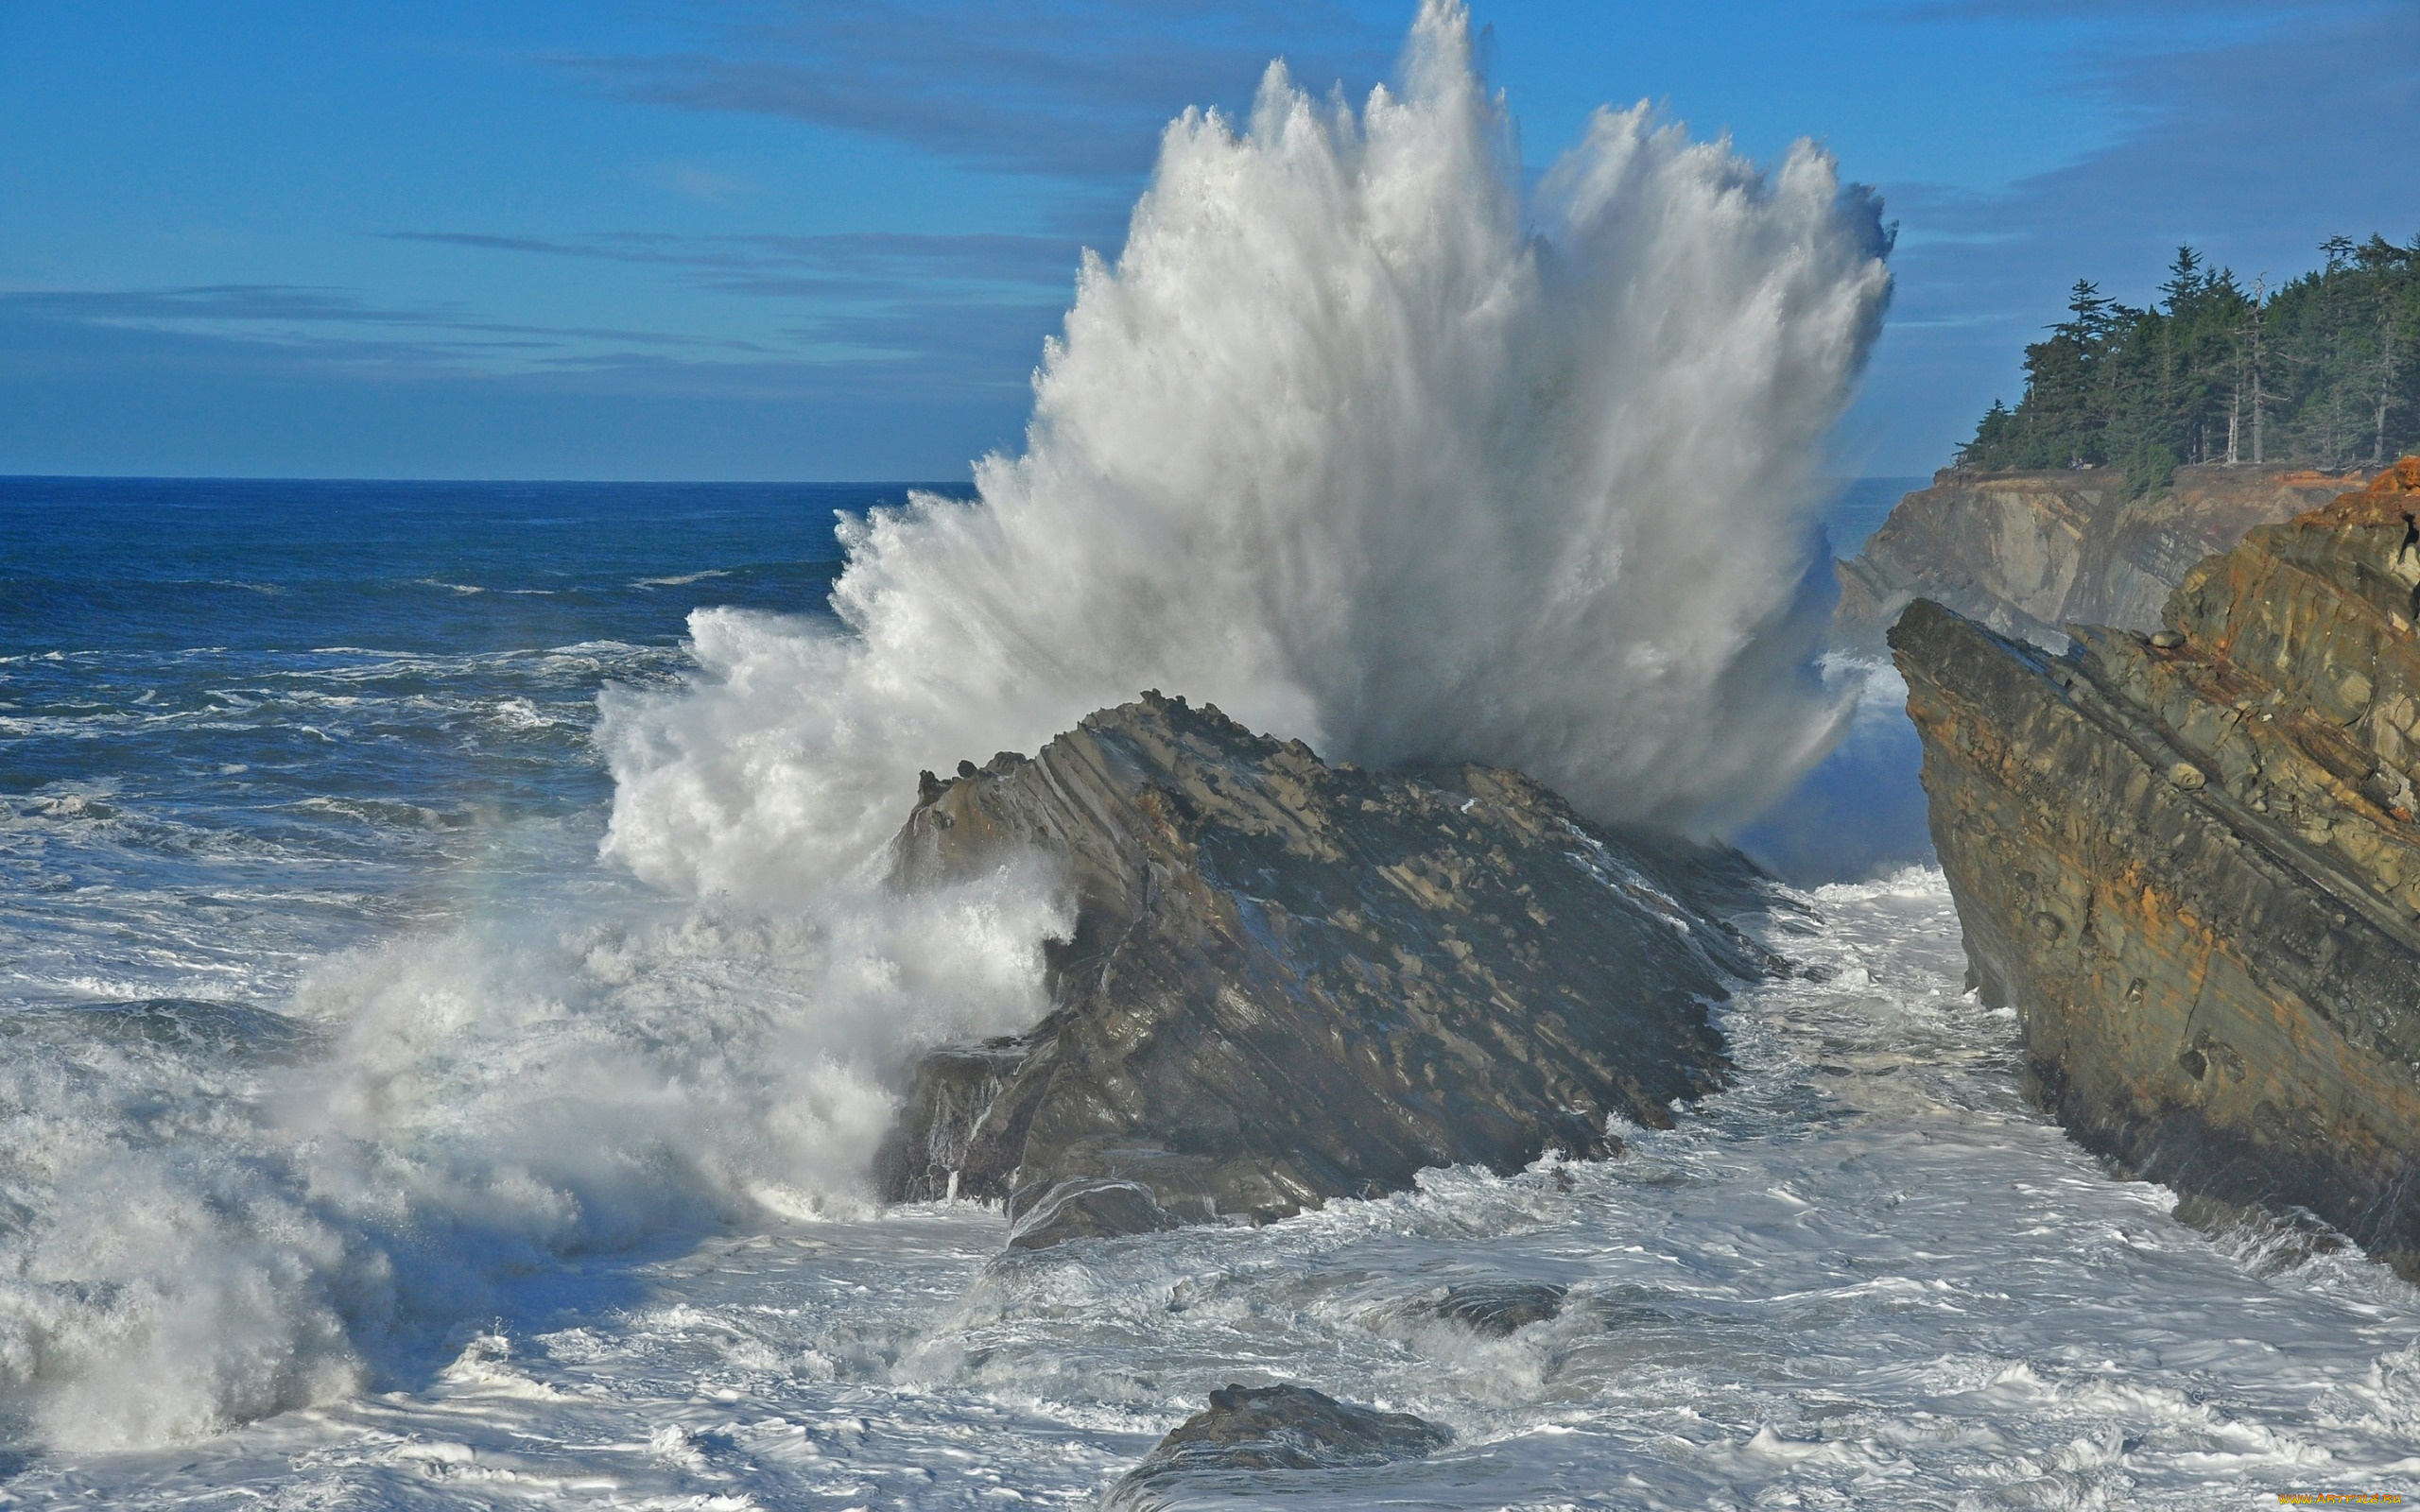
[0, 476, 904, 1018]
[3, 475, 2418, 1508]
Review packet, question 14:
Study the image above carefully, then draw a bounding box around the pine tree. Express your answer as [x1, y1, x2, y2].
[1956, 233, 2420, 491]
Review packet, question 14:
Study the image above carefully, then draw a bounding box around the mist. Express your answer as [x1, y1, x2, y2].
[600, 0, 1894, 904]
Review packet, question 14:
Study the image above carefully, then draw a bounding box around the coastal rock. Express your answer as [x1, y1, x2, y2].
[879, 1040, 1028, 1205]
[1005, 1178, 1180, 1249]
[1423, 1280, 1567, 1335]
[1840, 464, 2362, 652]
[1100, 1383, 1450, 1510]
[1890, 458, 2420, 1275]
[873, 693, 1768, 1238]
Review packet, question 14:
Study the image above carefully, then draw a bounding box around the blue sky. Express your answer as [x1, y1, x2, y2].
[2, 1, 2413, 480]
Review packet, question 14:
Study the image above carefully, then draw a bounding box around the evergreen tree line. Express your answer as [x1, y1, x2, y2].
[1957, 233, 2420, 494]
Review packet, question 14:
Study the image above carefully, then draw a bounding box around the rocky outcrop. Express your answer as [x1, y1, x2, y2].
[1891, 458, 2420, 1275]
[873, 693, 1770, 1241]
[1420, 1280, 1566, 1335]
[1840, 464, 2363, 652]
[1100, 1383, 1450, 1511]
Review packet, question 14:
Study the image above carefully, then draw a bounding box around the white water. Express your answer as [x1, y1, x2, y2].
[10, 6, 2413, 1503]
[598, 0, 1893, 902]
[20, 872, 2420, 1508]
[0, 865, 1064, 1452]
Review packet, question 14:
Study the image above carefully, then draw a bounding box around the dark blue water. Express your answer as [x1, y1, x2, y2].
[1822, 473, 1927, 557]
[0, 477, 961, 1011]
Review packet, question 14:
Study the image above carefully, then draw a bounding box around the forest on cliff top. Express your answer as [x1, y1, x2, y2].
[1958, 234, 2420, 494]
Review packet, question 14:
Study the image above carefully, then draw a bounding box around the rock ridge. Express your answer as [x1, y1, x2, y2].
[1841, 463, 2364, 652]
[873, 693, 1771, 1242]
[1892, 458, 2420, 1274]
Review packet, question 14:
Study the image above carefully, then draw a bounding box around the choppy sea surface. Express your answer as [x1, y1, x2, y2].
[4, 477, 2418, 1509]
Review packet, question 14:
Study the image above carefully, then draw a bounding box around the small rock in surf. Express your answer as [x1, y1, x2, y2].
[1099, 1383, 1451, 1510]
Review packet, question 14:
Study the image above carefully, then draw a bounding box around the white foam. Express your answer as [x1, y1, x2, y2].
[23, 869, 2420, 1507]
[0, 863, 1065, 1452]
[598, 0, 1892, 903]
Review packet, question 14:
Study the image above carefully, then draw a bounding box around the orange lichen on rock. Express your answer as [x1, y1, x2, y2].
[1891, 460, 2420, 1276]
[2293, 455, 2420, 529]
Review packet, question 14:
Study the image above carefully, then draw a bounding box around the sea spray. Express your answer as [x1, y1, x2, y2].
[0, 2, 1892, 1452]
[599, 0, 1893, 902]
[0, 868, 1063, 1450]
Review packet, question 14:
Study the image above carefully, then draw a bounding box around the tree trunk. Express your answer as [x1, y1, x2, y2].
[2379, 319, 2399, 468]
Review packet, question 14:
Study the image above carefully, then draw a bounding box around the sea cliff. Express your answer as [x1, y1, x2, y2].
[1892, 458, 2420, 1273]
[1841, 464, 2361, 652]
[873, 694, 1770, 1246]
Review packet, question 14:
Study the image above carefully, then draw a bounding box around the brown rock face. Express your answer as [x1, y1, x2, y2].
[1840, 464, 2363, 652]
[872, 694, 1768, 1241]
[1891, 458, 2420, 1275]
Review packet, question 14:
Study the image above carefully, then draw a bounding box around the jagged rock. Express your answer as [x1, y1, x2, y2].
[1422, 1280, 1567, 1335]
[1006, 1178, 1179, 1249]
[1839, 464, 2364, 652]
[872, 693, 1769, 1240]
[880, 1040, 1028, 1204]
[1100, 1383, 1450, 1510]
[1891, 458, 2420, 1277]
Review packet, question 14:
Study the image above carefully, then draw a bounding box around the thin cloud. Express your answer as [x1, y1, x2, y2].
[0, 296, 1047, 409]
[390, 229, 1080, 293]
[7, 284, 455, 328]
[1894, 1, 2419, 309]
[1900, 0, 2365, 21]
[1846, 0, 2418, 469]
[387, 229, 1089, 355]
[0, 284, 784, 368]
[553, 0, 1391, 180]
[0, 270, 1063, 398]
[647, 163, 764, 202]
[0, 301, 1042, 481]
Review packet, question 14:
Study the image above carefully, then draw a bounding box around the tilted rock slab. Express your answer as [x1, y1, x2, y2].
[873, 693, 1768, 1241]
[1099, 1383, 1451, 1510]
[1840, 463, 2361, 653]
[1891, 458, 2420, 1275]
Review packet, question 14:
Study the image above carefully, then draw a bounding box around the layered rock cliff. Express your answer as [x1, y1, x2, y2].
[873, 694, 1771, 1244]
[1841, 464, 2362, 652]
[1892, 458, 2420, 1274]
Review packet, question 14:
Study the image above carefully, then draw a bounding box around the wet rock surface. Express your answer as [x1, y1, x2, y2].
[1004, 1178, 1180, 1250]
[1891, 459, 2420, 1276]
[873, 693, 1770, 1239]
[1100, 1383, 1451, 1510]
[1839, 464, 2361, 653]
[1423, 1280, 1568, 1335]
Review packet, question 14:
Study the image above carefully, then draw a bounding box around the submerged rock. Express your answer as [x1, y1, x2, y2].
[1839, 464, 2362, 653]
[3, 998, 324, 1063]
[1100, 1383, 1450, 1510]
[1891, 458, 2420, 1276]
[873, 693, 1769, 1240]
[1423, 1280, 1568, 1336]
[1005, 1178, 1180, 1250]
